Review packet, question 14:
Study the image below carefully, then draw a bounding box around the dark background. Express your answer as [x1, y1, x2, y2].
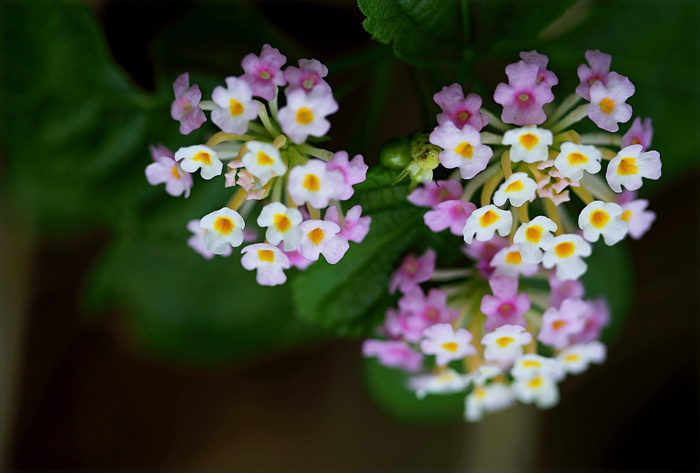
[2, 0, 699, 470]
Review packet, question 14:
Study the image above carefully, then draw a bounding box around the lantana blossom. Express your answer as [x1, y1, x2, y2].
[493, 60, 555, 126]
[287, 159, 345, 208]
[257, 202, 303, 251]
[298, 220, 349, 264]
[145, 144, 192, 197]
[553, 142, 602, 181]
[389, 249, 436, 294]
[513, 216, 558, 264]
[284, 58, 332, 95]
[240, 243, 290, 286]
[463, 205, 513, 244]
[621, 117, 653, 151]
[606, 144, 662, 192]
[493, 172, 538, 207]
[211, 76, 258, 134]
[542, 234, 592, 281]
[433, 83, 489, 131]
[502, 126, 553, 163]
[278, 88, 338, 144]
[576, 49, 612, 101]
[176, 145, 223, 180]
[430, 121, 493, 179]
[420, 323, 476, 366]
[578, 200, 628, 245]
[241, 44, 287, 101]
[200, 207, 246, 254]
[171, 73, 207, 135]
[587, 72, 635, 132]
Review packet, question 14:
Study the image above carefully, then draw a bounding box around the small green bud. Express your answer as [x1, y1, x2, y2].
[380, 137, 412, 169]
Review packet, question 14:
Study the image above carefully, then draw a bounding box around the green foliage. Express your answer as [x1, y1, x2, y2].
[358, 0, 465, 68]
[293, 167, 425, 337]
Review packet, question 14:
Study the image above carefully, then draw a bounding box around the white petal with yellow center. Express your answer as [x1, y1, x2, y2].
[242, 141, 287, 183]
[493, 172, 538, 207]
[463, 205, 513, 244]
[199, 207, 246, 254]
[578, 200, 628, 245]
[554, 142, 602, 181]
[502, 126, 553, 163]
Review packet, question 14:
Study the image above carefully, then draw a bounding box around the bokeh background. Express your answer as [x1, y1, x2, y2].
[1, 0, 698, 470]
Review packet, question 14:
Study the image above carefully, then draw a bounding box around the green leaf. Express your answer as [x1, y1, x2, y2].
[292, 167, 425, 336]
[86, 229, 323, 367]
[358, 0, 465, 68]
[0, 1, 191, 236]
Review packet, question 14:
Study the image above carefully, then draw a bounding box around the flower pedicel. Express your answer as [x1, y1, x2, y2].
[364, 50, 660, 421]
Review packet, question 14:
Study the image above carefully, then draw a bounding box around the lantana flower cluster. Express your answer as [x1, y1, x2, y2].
[146, 45, 371, 286]
[364, 50, 660, 421]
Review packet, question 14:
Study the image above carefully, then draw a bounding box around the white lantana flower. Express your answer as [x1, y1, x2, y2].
[257, 202, 303, 251]
[502, 126, 553, 163]
[242, 141, 287, 183]
[542, 234, 592, 281]
[493, 172, 538, 207]
[554, 142, 602, 181]
[463, 205, 513, 244]
[513, 216, 558, 264]
[578, 200, 628, 245]
[199, 207, 246, 254]
[176, 144, 223, 180]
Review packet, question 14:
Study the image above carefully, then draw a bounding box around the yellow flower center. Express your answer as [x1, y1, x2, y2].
[519, 133, 539, 150]
[599, 97, 615, 114]
[528, 377, 543, 388]
[567, 152, 588, 166]
[554, 242, 575, 258]
[257, 249, 275, 262]
[620, 210, 632, 222]
[495, 336, 514, 348]
[308, 228, 325, 245]
[523, 360, 541, 368]
[214, 216, 234, 235]
[505, 180, 524, 193]
[274, 214, 291, 232]
[296, 107, 314, 124]
[590, 209, 610, 229]
[303, 174, 320, 191]
[229, 99, 244, 117]
[525, 225, 542, 243]
[505, 251, 522, 265]
[565, 354, 581, 362]
[479, 210, 499, 228]
[441, 342, 459, 353]
[552, 320, 567, 331]
[257, 151, 274, 165]
[192, 151, 211, 165]
[170, 167, 181, 179]
[454, 142, 474, 159]
[617, 157, 638, 176]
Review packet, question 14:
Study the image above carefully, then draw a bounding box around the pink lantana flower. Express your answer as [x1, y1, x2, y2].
[424, 200, 476, 236]
[389, 248, 436, 294]
[284, 58, 332, 95]
[549, 274, 584, 308]
[537, 298, 588, 350]
[493, 60, 555, 126]
[619, 196, 656, 240]
[480, 276, 531, 331]
[397, 288, 460, 343]
[240, 243, 291, 286]
[570, 298, 610, 345]
[433, 84, 489, 131]
[324, 205, 371, 243]
[298, 220, 349, 264]
[278, 88, 338, 144]
[241, 44, 287, 101]
[588, 72, 635, 132]
[576, 50, 612, 101]
[430, 122, 492, 179]
[519, 50, 559, 87]
[327, 151, 368, 200]
[407, 180, 463, 208]
[170, 73, 207, 135]
[145, 144, 192, 197]
[621, 117, 653, 151]
[362, 339, 424, 373]
[420, 323, 476, 366]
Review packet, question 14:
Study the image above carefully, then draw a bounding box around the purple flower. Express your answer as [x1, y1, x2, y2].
[241, 44, 287, 101]
[480, 276, 531, 331]
[433, 84, 489, 131]
[325, 205, 371, 243]
[619, 197, 656, 239]
[576, 50, 612, 101]
[588, 72, 634, 132]
[424, 200, 476, 235]
[538, 298, 588, 350]
[397, 288, 460, 343]
[570, 298, 610, 345]
[493, 60, 555, 126]
[549, 273, 584, 308]
[362, 339, 424, 372]
[621, 117, 653, 151]
[519, 50, 559, 87]
[170, 73, 207, 135]
[327, 151, 368, 200]
[284, 58, 332, 95]
[145, 144, 192, 197]
[389, 248, 436, 294]
[407, 180, 463, 208]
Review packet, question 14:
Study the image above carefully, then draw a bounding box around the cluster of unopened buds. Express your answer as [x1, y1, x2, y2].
[145, 45, 370, 285]
[364, 50, 661, 421]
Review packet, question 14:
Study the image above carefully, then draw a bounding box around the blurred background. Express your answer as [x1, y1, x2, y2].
[1, 0, 698, 470]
